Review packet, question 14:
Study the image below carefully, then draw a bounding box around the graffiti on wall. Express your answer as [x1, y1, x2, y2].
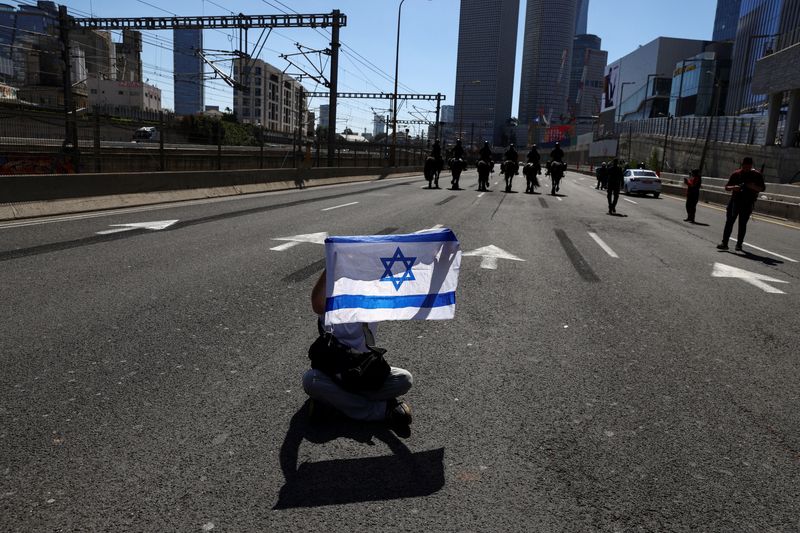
[0, 154, 78, 175]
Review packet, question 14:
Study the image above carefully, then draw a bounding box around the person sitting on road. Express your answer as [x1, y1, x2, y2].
[303, 270, 413, 432]
[452, 139, 465, 160]
[550, 142, 564, 163]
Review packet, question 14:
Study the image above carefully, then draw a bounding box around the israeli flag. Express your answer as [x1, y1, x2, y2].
[324, 228, 461, 325]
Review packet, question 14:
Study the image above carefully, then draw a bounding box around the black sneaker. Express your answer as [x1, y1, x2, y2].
[735, 244, 743, 252]
[386, 398, 412, 427]
[716, 243, 729, 250]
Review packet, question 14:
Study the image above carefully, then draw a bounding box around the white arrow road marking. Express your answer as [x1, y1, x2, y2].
[414, 224, 444, 233]
[588, 232, 619, 258]
[96, 220, 178, 235]
[463, 245, 525, 270]
[711, 262, 789, 294]
[321, 201, 359, 211]
[742, 242, 798, 263]
[270, 231, 328, 251]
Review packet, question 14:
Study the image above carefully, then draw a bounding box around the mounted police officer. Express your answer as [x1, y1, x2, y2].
[479, 141, 493, 162]
[550, 141, 564, 163]
[504, 143, 519, 175]
[452, 139, 465, 160]
[526, 144, 540, 165]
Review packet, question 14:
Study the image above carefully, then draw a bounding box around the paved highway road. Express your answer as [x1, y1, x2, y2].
[1, 170, 798, 532]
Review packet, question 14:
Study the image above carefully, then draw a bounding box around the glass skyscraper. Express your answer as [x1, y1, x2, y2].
[575, 0, 589, 35]
[713, 0, 743, 41]
[453, 0, 520, 147]
[173, 29, 204, 116]
[726, 0, 784, 114]
[518, 0, 578, 127]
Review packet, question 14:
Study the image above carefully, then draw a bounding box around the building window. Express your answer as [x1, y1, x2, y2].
[90, 89, 97, 94]
[118, 91, 124, 95]
[255, 67, 262, 76]
[243, 98, 250, 107]
[255, 88, 261, 97]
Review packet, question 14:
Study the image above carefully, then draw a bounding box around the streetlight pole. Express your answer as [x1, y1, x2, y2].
[699, 70, 722, 173]
[391, 0, 407, 168]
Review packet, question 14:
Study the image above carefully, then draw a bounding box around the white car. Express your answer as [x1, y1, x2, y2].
[623, 169, 661, 198]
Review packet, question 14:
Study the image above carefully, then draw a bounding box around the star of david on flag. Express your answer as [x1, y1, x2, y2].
[380, 247, 417, 290]
[323, 228, 461, 325]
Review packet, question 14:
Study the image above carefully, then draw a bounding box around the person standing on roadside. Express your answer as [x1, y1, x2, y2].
[716, 157, 766, 251]
[606, 159, 624, 214]
[684, 168, 702, 223]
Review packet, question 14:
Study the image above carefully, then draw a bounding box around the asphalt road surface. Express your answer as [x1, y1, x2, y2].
[1, 170, 798, 532]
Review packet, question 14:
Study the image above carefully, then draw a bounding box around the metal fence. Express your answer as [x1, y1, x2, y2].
[0, 105, 427, 174]
[620, 115, 773, 146]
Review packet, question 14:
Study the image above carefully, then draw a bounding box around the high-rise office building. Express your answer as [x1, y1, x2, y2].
[518, 0, 578, 128]
[373, 113, 386, 137]
[575, 0, 589, 35]
[568, 34, 607, 135]
[173, 29, 204, 115]
[726, 0, 784, 115]
[713, 0, 743, 41]
[453, 0, 520, 147]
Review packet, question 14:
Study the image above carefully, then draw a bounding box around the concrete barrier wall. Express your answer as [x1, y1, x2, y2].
[0, 166, 422, 221]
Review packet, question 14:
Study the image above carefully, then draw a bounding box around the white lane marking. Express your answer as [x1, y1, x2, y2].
[477, 192, 485, 198]
[414, 224, 444, 233]
[556, 197, 563, 202]
[588, 232, 619, 258]
[742, 242, 798, 263]
[270, 231, 328, 251]
[623, 198, 638, 204]
[463, 245, 525, 270]
[321, 201, 359, 211]
[712, 262, 788, 294]
[96, 219, 178, 235]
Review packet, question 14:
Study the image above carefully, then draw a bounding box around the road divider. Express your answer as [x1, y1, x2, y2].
[0, 166, 422, 221]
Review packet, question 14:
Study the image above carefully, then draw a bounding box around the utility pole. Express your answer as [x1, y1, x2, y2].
[699, 74, 722, 173]
[326, 10, 341, 167]
[434, 92, 441, 141]
[58, 5, 74, 152]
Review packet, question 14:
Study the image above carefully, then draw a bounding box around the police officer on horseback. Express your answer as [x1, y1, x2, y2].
[550, 141, 564, 163]
[479, 141, 492, 162]
[452, 139, 465, 160]
[527, 144, 540, 165]
[504, 143, 519, 175]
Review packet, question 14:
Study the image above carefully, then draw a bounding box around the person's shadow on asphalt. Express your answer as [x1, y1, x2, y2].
[274, 401, 445, 509]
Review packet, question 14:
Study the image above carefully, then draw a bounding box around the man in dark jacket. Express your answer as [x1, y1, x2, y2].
[527, 144, 540, 165]
[606, 159, 624, 214]
[550, 142, 564, 163]
[479, 141, 493, 162]
[452, 139, 465, 160]
[717, 157, 766, 251]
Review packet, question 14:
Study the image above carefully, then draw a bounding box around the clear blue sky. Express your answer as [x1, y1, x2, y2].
[53, 0, 719, 134]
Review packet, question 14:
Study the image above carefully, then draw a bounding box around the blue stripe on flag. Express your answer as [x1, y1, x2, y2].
[326, 229, 457, 244]
[325, 291, 456, 311]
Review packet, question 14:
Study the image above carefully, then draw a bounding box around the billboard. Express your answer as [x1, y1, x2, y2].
[602, 64, 620, 111]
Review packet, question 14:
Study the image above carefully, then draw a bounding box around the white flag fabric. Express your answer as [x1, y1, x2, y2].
[324, 228, 461, 325]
